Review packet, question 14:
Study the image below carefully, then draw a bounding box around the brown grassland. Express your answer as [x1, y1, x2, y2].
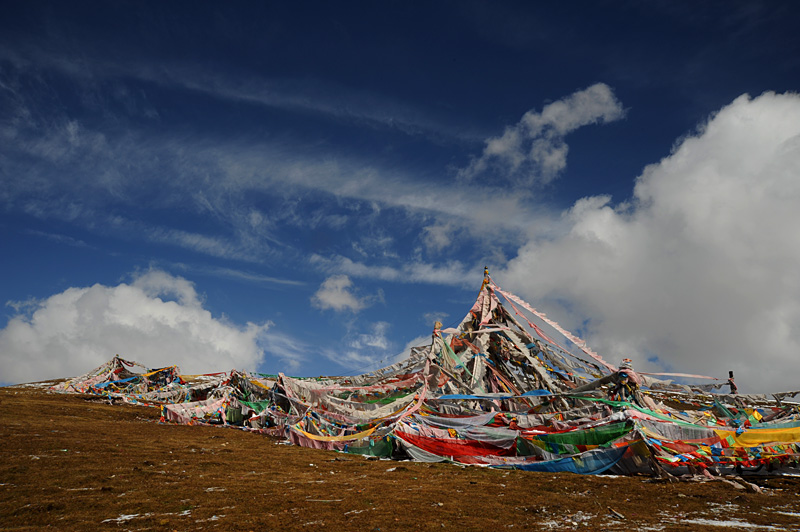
[2, 385, 799, 531]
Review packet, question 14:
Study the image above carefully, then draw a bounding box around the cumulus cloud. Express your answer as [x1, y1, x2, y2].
[0, 270, 283, 384]
[502, 91, 800, 393]
[311, 275, 368, 312]
[460, 83, 625, 185]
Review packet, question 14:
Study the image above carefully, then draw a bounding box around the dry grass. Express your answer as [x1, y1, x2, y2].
[2, 385, 800, 531]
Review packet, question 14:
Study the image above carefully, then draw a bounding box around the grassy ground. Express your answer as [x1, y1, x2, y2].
[2, 384, 799, 531]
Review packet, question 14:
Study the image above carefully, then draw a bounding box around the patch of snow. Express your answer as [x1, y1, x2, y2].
[194, 514, 226, 523]
[680, 518, 783, 530]
[707, 502, 741, 514]
[101, 513, 152, 523]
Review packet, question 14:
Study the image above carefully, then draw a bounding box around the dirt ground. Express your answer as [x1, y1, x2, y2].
[2, 385, 799, 531]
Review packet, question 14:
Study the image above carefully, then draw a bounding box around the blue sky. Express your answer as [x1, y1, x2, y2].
[2, 2, 800, 392]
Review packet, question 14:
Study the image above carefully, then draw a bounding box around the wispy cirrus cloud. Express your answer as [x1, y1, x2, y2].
[179, 265, 306, 288]
[0, 40, 480, 144]
[309, 254, 479, 287]
[23, 229, 91, 248]
[2, 96, 550, 264]
[1, 38, 551, 251]
[4, 46, 613, 290]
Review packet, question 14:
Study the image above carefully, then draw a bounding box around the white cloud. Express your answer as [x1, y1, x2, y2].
[0, 270, 284, 384]
[311, 275, 368, 312]
[131, 269, 201, 307]
[460, 83, 625, 185]
[349, 321, 391, 351]
[502, 91, 800, 393]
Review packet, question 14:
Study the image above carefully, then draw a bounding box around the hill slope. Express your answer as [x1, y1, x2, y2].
[2, 385, 799, 531]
